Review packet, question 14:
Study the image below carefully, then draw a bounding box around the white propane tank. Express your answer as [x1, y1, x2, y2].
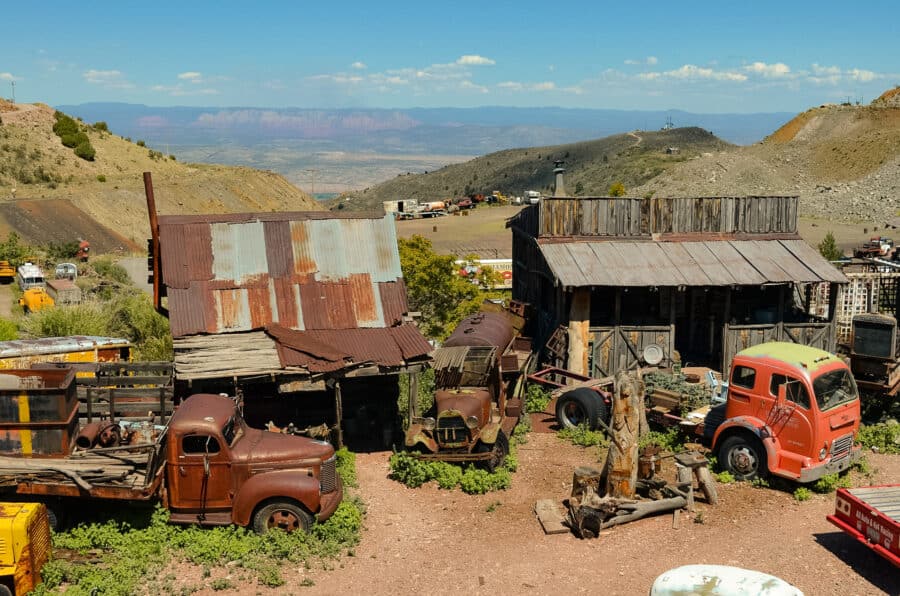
[650, 565, 803, 596]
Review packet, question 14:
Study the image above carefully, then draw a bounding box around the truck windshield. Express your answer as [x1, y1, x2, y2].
[812, 369, 858, 411]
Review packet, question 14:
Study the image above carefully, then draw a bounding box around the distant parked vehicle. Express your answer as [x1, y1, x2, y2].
[0, 262, 14, 284]
[456, 198, 474, 210]
[525, 190, 542, 205]
[15, 263, 45, 290]
[55, 262, 78, 281]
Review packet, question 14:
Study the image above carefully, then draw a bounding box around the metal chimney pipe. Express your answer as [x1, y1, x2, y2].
[553, 160, 566, 197]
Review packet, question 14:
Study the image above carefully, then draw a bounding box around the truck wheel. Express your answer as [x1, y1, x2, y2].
[479, 430, 509, 472]
[0, 583, 11, 596]
[718, 435, 767, 481]
[555, 388, 602, 431]
[252, 501, 313, 534]
[44, 502, 66, 532]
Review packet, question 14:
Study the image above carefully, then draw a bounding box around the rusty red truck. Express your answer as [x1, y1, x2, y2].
[0, 373, 341, 533]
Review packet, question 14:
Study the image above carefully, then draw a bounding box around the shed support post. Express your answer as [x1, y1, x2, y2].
[567, 288, 591, 376]
[334, 380, 344, 448]
[408, 373, 419, 420]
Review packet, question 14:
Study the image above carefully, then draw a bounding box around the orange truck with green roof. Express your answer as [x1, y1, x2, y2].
[707, 342, 862, 483]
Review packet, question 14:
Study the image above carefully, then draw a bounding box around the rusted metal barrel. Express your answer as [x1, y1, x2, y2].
[443, 312, 514, 350]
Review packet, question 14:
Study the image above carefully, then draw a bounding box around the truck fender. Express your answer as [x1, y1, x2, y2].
[712, 416, 780, 471]
[477, 422, 501, 445]
[231, 469, 320, 528]
[404, 424, 438, 452]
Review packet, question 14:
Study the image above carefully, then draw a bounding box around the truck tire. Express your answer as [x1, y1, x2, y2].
[556, 388, 607, 432]
[718, 435, 767, 481]
[478, 430, 509, 472]
[0, 583, 11, 596]
[252, 500, 313, 534]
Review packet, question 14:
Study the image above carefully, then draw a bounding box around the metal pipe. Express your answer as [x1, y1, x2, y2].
[143, 172, 161, 313]
[75, 421, 102, 449]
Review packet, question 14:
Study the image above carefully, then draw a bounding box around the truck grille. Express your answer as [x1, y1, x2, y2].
[831, 433, 854, 459]
[436, 416, 468, 446]
[320, 455, 337, 493]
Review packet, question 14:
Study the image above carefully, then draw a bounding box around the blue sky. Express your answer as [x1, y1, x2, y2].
[2, 1, 897, 113]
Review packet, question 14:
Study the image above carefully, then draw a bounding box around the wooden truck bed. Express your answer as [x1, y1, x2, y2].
[0, 441, 166, 501]
[827, 484, 900, 568]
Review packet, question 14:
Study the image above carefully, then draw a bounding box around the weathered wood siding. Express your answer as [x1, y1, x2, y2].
[537, 196, 799, 237]
[589, 325, 675, 377]
[722, 321, 835, 371]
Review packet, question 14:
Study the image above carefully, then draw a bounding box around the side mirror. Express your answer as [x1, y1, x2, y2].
[776, 384, 787, 408]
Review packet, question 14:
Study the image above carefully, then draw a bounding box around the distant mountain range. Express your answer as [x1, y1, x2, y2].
[58, 103, 793, 154]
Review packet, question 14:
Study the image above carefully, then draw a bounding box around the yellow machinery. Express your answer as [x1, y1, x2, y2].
[0, 503, 51, 595]
[0, 263, 13, 284]
[18, 288, 53, 313]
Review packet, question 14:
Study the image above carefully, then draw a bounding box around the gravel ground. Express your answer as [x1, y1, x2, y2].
[172, 424, 899, 596]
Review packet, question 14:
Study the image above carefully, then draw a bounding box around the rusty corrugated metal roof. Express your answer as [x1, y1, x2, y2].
[269, 325, 432, 373]
[158, 212, 410, 338]
[539, 239, 848, 288]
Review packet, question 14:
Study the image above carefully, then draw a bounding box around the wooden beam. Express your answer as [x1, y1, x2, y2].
[567, 288, 591, 376]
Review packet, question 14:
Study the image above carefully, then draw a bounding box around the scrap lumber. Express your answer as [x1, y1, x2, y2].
[534, 499, 569, 535]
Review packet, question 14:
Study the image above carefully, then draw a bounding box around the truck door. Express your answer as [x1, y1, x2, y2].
[765, 373, 814, 455]
[167, 433, 233, 512]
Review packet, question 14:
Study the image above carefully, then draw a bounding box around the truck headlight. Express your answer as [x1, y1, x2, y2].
[819, 446, 827, 460]
[465, 416, 479, 429]
[422, 417, 436, 431]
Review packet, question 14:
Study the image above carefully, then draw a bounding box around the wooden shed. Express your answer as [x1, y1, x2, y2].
[508, 195, 848, 375]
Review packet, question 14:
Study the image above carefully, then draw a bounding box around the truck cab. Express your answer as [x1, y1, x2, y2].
[713, 342, 861, 482]
[164, 394, 342, 532]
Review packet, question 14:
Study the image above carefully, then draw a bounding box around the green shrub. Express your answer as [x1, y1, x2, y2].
[92, 257, 132, 285]
[97, 174, 106, 182]
[524, 384, 551, 413]
[335, 447, 358, 488]
[511, 412, 531, 445]
[793, 487, 812, 502]
[136, 140, 146, 147]
[52, 113, 79, 137]
[812, 472, 852, 494]
[715, 471, 735, 484]
[388, 450, 514, 493]
[558, 423, 607, 447]
[74, 140, 96, 161]
[638, 428, 683, 452]
[46, 240, 80, 261]
[93, 121, 109, 132]
[0, 318, 17, 341]
[858, 422, 900, 454]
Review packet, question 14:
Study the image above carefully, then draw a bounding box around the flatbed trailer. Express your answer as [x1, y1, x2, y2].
[827, 484, 900, 568]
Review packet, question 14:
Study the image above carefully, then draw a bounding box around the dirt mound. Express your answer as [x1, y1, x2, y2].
[0, 103, 321, 253]
[872, 86, 900, 108]
[0, 199, 140, 253]
[636, 89, 900, 225]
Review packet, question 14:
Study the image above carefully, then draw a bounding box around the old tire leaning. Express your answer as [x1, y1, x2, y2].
[252, 500, 313, 534]
[556, 388, 605, 431]
[718, 435, 767, 481]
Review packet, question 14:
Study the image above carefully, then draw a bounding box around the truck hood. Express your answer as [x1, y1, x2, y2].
[824, 399, 860, 434]
[435, 388, 491, 425]
[233, 426, 334, 466]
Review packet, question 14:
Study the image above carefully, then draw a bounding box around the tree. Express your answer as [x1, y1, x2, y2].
[398, 235, 483, 340]
[574, 181, 584, 195]
[608, 182, 626, 197]
[74, 141, 96, 161]
[818, 231, 843, 261]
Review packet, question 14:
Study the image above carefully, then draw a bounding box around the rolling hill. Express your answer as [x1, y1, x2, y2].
[634, 88, 900, 224]
[0, 100, 320, 251]
[333, 127, 732, 211]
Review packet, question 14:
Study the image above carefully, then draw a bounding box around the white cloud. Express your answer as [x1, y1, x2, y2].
[460, 80, 488, 93]
[744, 61, 791, 78]
[263, 79, 286, 90]
[151, 84, 218, 97]
[456, 55, 495, 66]
[639, 64, 747, 82]
[495, 81, 559, 92]
[848, 68, 877, 82]
[625, 56, 658, 66]
[0, 72, 17, 82]
[351, 61, 367, 70]
[533, 82, 556, 91]
[497, 81, 523, 91]
[178, 71, 202, 81]
[83, 69, 135, 89]
[812, 63, 841, 76]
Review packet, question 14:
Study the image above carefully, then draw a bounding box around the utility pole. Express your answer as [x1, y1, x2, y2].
[10, 81, 15, 104]
[305, 169, 319, 197]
